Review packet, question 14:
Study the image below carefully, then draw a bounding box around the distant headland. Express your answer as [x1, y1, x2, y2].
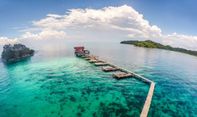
[1, 44, 34, 63]
[120, 40, 197, 56]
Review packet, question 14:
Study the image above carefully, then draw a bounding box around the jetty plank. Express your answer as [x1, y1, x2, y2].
[102, 66, 119, 72]
[89, 59, 100, 63]
[112, 72, 134, 79]
[140, 82, 155, 117]
[85, 55, 98, 60]
[94, 62, 108, 66]
[84, 57, 91, 60]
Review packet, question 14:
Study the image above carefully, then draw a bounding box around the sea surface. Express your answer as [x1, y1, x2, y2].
[0, 42, 196, 117]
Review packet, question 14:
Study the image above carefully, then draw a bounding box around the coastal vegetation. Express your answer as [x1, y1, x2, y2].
[120, 40, 197, 56]
[1, 44, 34, 63]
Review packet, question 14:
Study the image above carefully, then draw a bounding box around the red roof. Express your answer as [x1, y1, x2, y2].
[74, 46, 84, 50]
[74, 46, 85, 53]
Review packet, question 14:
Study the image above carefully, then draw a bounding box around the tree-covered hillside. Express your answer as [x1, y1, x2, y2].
[121, 40, 197, 56]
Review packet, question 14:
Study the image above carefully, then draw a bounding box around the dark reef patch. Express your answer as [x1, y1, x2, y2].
[69, 95, 76, 102]
[97, 102, 132, 117]
[50, 91, 65, 95]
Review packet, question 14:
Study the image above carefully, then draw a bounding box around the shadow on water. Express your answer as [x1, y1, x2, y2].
[1, 57, 32, 69]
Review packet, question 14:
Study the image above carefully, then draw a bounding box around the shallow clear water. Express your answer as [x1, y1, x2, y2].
[0, 41, 197, 117]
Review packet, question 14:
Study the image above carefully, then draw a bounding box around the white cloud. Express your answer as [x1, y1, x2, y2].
[0, 5, 197, 50]
[33, 5, 162, 39]
[21, 29, 67, 40]
[162, 33, 197, 50]
[0, 36, 17, 45]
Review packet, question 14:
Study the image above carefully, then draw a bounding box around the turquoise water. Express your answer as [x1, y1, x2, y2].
[0, 42, 197, 117]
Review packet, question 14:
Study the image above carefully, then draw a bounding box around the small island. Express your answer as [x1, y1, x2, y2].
[120, 40, 197, 56]
[1, 44, 35, 63]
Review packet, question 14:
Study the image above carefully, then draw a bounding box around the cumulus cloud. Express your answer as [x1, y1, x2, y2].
[0, 5, 197, 50]
[162, 33, 197, 50]
[33, 5, 162, 39]
[21, 29, 67, 40]
[0, 36, 17, 45]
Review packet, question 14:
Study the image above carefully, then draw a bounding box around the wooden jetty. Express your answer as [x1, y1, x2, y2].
[94, 62, 108, 66]
[75, 51, 155, 117]
[140, 82, 155, 117]
[103, 63, 155, 117]
[89, 59, 103, 63]
[112, 71, 134, 79]
[85, 55, 98, 60]
[102, 61, 155, 117]
[89, 59, 99, 63]
[84, 57, 91, 60]
[102, 66, 119, 72]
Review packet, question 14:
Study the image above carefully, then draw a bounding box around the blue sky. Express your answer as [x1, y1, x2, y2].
[0, 0, 197, 38]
